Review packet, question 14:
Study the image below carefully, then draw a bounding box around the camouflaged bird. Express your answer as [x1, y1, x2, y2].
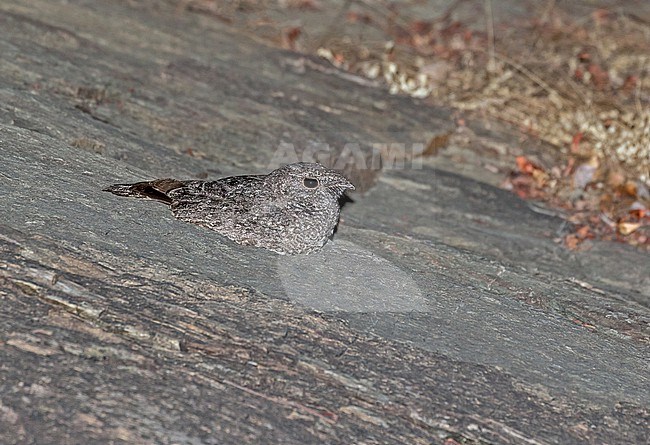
[104, 162, 355, 254]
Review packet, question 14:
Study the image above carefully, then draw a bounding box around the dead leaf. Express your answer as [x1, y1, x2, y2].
[623, 180, 638, 197]
[564, 234, 580, 250]
[587, 63, 609, 90]
[570, 132, 584, 154]
[628, 204, 647, 219]
[532, 168, 549, 186]
[282, 27, 302, 50]
[618, 222, 642, 236]
[621, 75, 638, 93]
[576, 225, 593, 239]
[346, 11, 372, 24]
[421, 132, 451, 157]
[516, 156, 542, 175]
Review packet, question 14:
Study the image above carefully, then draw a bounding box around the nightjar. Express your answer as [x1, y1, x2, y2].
[103, 162, 355, 254]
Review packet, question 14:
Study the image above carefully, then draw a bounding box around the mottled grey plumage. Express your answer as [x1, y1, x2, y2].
[104, 162, 354, 254]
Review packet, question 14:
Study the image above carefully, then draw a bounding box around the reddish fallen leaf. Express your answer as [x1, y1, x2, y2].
[346, 11, 372, 24]
[599, 193, 614, 212]
[516, 156, 542, 175]
[410, 20, 433, 35]
[623, 181, 638, 197]
[570, 132, 584, 153]
[576, 225, 594, 239]
[563, 157, 576, 177]
[282, 27, 302, 50]
[592, 8, 611, 25]
[507, 175, 547, 200]
[629, 208, 647, 219]
[285, 0, 321, 10]
[462, 29, 473, 43]
[564, 234, 581, 250]
[621, 75, 638, 93]
[587, 63, 609, 90]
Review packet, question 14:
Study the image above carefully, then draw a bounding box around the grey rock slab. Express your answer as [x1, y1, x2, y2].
[347, 166, 650, 299]
[1, 0, 649, 444]
[278, 240, 428, 312]
[2, 120, 649, 442]
[0, 0, 454, 191]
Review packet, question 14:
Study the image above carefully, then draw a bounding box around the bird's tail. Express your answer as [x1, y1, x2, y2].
[103, 178, 187, 204]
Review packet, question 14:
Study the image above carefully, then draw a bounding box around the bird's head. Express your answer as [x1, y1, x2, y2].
[266, 162, 355, 199]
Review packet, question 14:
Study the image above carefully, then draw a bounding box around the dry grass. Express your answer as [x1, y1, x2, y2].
[320, 4, 650, 183]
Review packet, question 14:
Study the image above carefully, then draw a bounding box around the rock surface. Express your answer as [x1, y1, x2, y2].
[1, 1, 648, 444]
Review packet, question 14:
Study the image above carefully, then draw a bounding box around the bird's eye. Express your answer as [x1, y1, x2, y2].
[303, 177, 319, 189]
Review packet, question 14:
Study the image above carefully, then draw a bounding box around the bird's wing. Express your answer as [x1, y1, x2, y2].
[167, 175, 265, 227]
[167, 175, 263, 200]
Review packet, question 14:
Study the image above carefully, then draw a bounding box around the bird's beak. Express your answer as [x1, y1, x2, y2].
[326, 175, 355, 193]
[341, 179, 355, 190]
